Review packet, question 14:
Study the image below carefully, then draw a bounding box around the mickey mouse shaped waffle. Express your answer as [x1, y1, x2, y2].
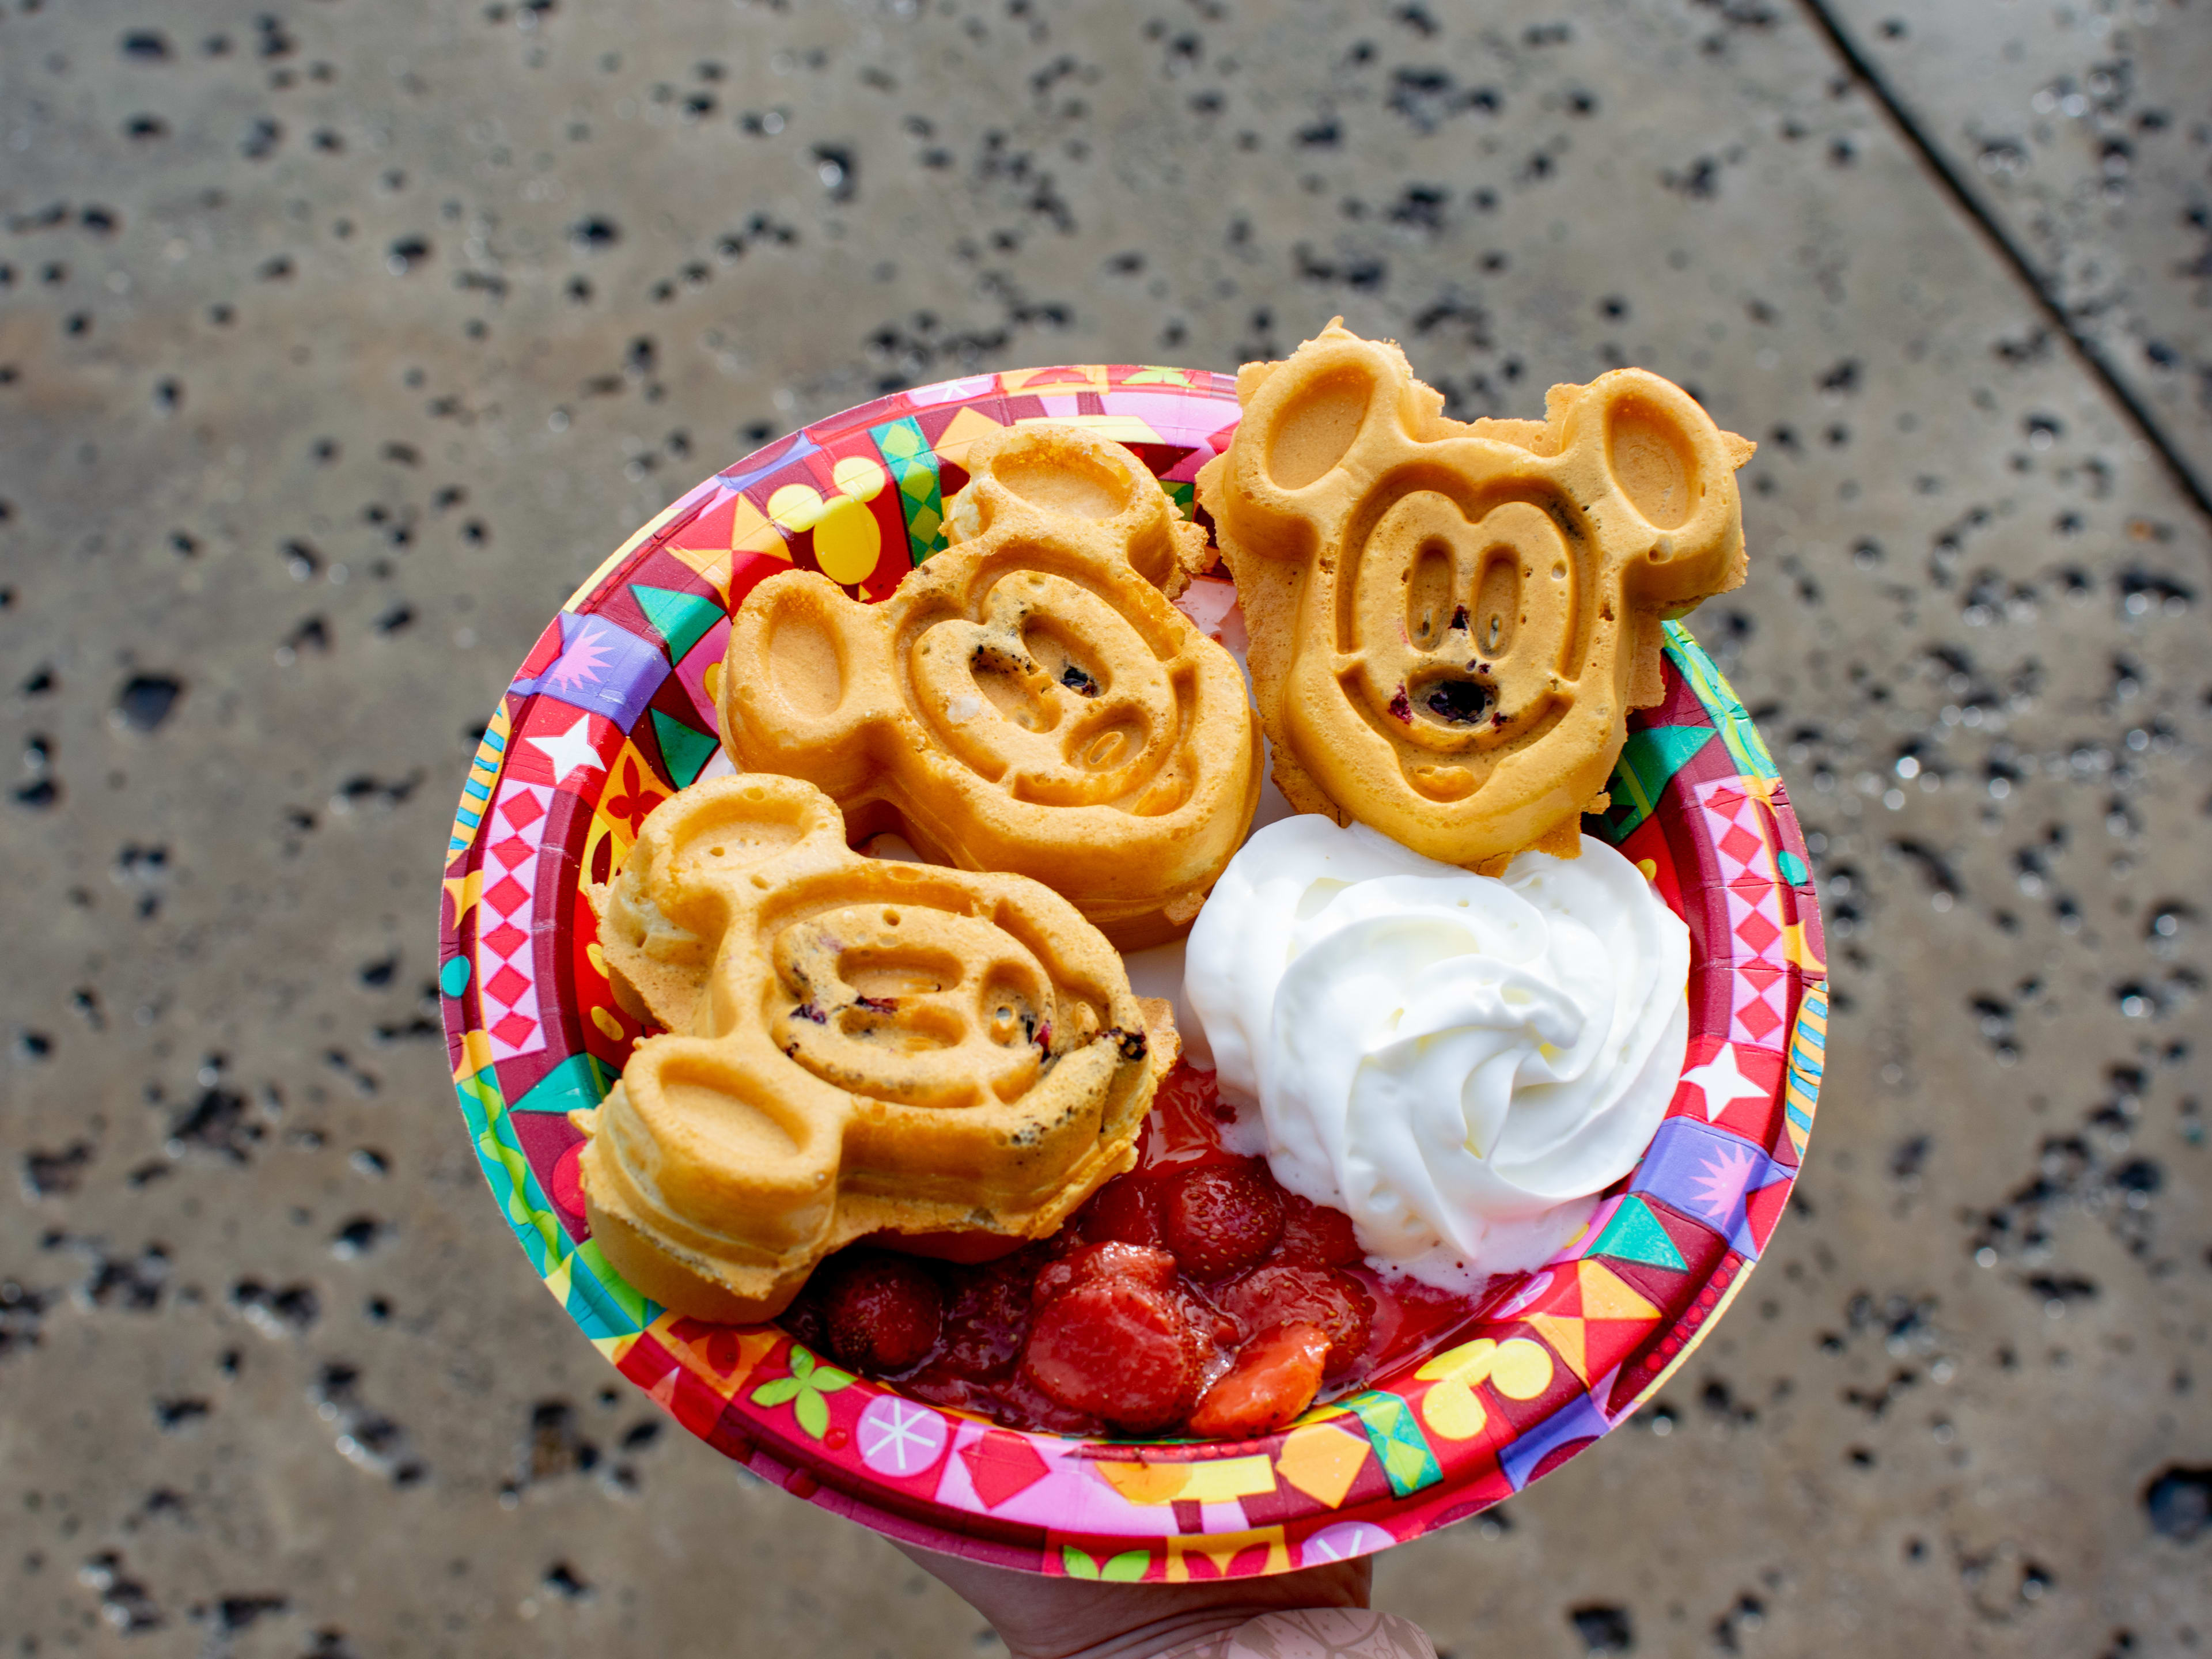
[576, 774, 1164, 1323]
[722, 425, 1263, 949]
[1198, 319, 1755, 869]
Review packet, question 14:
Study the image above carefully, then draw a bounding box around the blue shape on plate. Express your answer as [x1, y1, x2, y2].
[513, 1052, 615, 1116]
[649, 708, 720, 788]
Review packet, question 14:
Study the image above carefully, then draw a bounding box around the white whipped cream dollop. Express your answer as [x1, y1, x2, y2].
[1183, 817, 1690, 1289]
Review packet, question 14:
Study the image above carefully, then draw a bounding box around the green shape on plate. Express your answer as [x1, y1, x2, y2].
[630, 583, 724, 662]
[649, 708, 719, 789]
[1778, 848, 1810, 886]
[438, 955, 471, 998]
[1664, 622, 1779, 782]
[455, 1065, 502, 1131]
[872, 414, 949, 563]
[456, 1066, 565, 1273]
[751, 1346, 853, 1441]
[1339, 1391, 1443, 1497]
[513, 1052, 615, 1116]
[1609, 725, 1715, 834]
[1098, 1550, 1149, 1582]
[566, 1237, 655, 1335]
[1062, 1546, 1149, 1581]
[1591, 1194, 1687, 1271]
[876, 417, 926, 461]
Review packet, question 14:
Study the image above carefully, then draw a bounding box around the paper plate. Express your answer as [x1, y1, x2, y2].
[436, 366, 1828, 1580]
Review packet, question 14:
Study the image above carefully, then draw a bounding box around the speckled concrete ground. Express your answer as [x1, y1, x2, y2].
[3, 2, 2207, 1656]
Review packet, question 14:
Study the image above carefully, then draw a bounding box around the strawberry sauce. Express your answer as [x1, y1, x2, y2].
[778, 1062, 1493, 1440]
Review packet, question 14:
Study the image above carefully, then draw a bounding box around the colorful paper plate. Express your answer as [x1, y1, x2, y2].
[436, 366, 1828, 1580]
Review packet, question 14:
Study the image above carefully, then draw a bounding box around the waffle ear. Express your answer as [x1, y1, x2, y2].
[1195, 322, 1442, 573]
[613, 1037, 842, 1248]
[1251, 343, 1387, 494]
[1554, 370, 1752, 609]
[1242, 324, 1392, 481]
[719, 569, 886, 802]
[950, 423, 1211, 597]
[592, 776, 847, 1033]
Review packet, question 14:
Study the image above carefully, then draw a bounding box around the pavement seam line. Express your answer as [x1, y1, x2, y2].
[1794, 0, 2212, 529]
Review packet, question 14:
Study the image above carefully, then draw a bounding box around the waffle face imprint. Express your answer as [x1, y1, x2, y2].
[722, 423, 1263, 949]
[578, 774, 1160, 1323]
[1198, 320, 1755, 868]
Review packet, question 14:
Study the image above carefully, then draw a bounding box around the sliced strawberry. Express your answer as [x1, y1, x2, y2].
[1217, 1262, 1374, 1379]
[818, 1252, 943, 1375]
[1162, 1160, 1286, 1280]
[1021, 1278, 1202, 1432]
[1184, 1321, 1330, 1440]
[1082, 1172, 1167, 1248]
[1277, 1191, 1363, 1268]
[1032, 1240, 1177, 1307]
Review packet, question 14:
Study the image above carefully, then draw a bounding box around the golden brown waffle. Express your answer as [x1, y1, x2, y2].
[721, 423, 1262, 949]
[1197, 319, 1755, 869]
[577, 774, 1161, 1323]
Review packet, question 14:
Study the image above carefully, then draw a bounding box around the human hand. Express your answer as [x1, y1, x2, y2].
[898, 1541, 1421, 1659]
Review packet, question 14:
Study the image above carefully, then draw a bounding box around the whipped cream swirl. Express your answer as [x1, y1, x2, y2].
[1184, 817, 1689, 1287]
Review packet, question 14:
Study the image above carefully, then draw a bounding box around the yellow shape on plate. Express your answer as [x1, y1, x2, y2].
[1415, 1336, 1555, 1441]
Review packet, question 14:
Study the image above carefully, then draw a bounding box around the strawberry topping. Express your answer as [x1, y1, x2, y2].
[1081, 1172, 1168, 1248]
[1185, 1321, 1331, 1439]
[934, 1252, 1040, 1382]
[1022, 1278, 1202, 1432]
[777, 1062, 1472, 1438]
[1277, 1190, 1364, 1267]
[1032, 1240, 1178, 1306]
[1162, 1160, 1285, 1279]
[1217, 1262, 1374, 1378]
[818, 1252, 943, 1375]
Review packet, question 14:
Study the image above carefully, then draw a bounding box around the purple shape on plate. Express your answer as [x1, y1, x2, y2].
[1499, 1392, 1610, 1490]
[1629, 1118, 1784, 1259]
[723, 428, 822, 493]
[514, 610, 669, 730]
